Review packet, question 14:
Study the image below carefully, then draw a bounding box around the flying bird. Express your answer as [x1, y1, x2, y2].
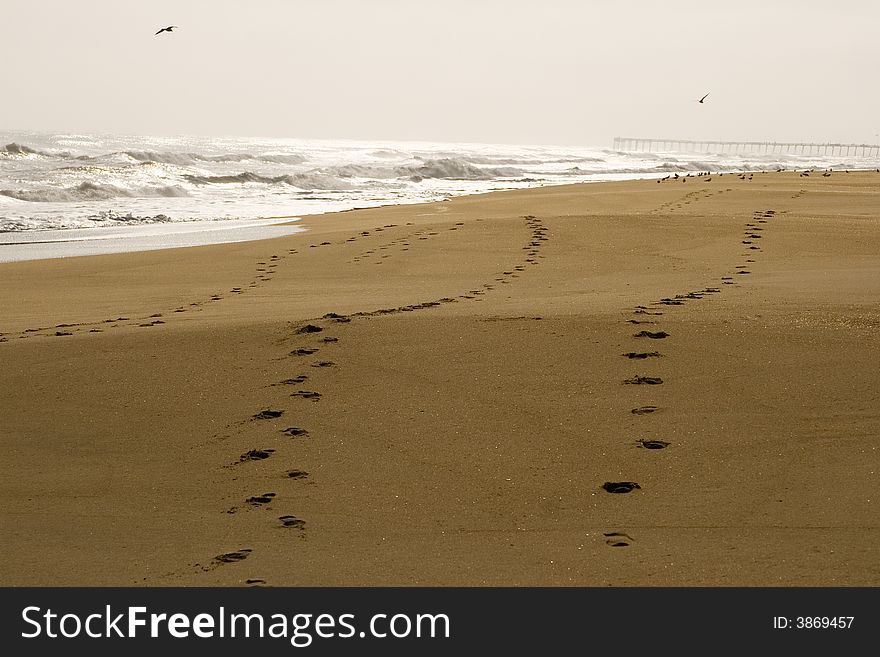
[698, 92, 710, 104]
[155, 25, 178, 35]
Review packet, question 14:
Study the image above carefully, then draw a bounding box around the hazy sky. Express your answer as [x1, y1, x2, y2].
[2, 0, 879, 146]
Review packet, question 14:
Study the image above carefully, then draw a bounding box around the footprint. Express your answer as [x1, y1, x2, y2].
[239, 449, 275, 462]
[212, 549, 252, 565]
[279, 515, 306, 529]
[281, 427, 309, 437]
[247, 493, 276, 506]
[279, 375, 308, 385]
[290, 348, 319, 356]
[604, 532, 633, 547]
[637, 439, 670, 449]
[624, 376, 663, 385]
[634, 331, 669, 339]
[623, 352, 661, 359]
[253, 409, 284, 420]
[602, 482, 641, 494]
[631, 405, 660, 414]
[297, 324, 323, 334]
[311, 361, 335, 368]
[291, 390, 322, 400]
[285, 470, 309, 480]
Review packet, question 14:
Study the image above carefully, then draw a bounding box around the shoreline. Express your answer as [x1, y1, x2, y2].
[0, 216, 306, 264]
[6, 166, 868, 264]
[2, 172, 879, 586]
[5, 165, 879, 265]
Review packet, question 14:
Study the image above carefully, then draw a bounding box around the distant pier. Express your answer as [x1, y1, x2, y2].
[613, 137, 880, 157]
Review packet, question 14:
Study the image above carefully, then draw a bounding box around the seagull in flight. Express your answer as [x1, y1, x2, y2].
[155, 25, 178, 35]
[698, 92, 710, 104]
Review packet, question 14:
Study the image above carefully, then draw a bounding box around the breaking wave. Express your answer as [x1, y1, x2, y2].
[182, 158, 524, 188]
[2, 142, 70, 158]
[323, 158, 524, 181]
[183, 171, 354, 190]
[0, 182, 189, 202]
[400, 158, 522, 180]
[123, 150, 307, 165]
[2, 143, 307, 166]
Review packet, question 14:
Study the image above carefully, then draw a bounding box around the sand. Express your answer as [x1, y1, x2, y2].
[1, 171, 878, 586]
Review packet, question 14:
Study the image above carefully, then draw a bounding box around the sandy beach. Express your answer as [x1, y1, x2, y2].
[1, 171, 878, 586]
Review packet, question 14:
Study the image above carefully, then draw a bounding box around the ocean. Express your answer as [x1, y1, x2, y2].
[1, 130, 876, 262]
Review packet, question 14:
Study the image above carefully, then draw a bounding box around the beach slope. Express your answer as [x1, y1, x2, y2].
[1, 172, 879, 585]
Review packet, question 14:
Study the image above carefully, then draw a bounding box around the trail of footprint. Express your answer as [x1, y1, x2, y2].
[611, 204, 789, 555]
[4, 247, 305, 341]
[215, 216, 546, 554]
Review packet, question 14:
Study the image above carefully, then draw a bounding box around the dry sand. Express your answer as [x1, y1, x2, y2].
[1, 171, 878, 586]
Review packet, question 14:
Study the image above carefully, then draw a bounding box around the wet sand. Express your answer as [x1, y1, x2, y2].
[1, 171, 879, 585]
